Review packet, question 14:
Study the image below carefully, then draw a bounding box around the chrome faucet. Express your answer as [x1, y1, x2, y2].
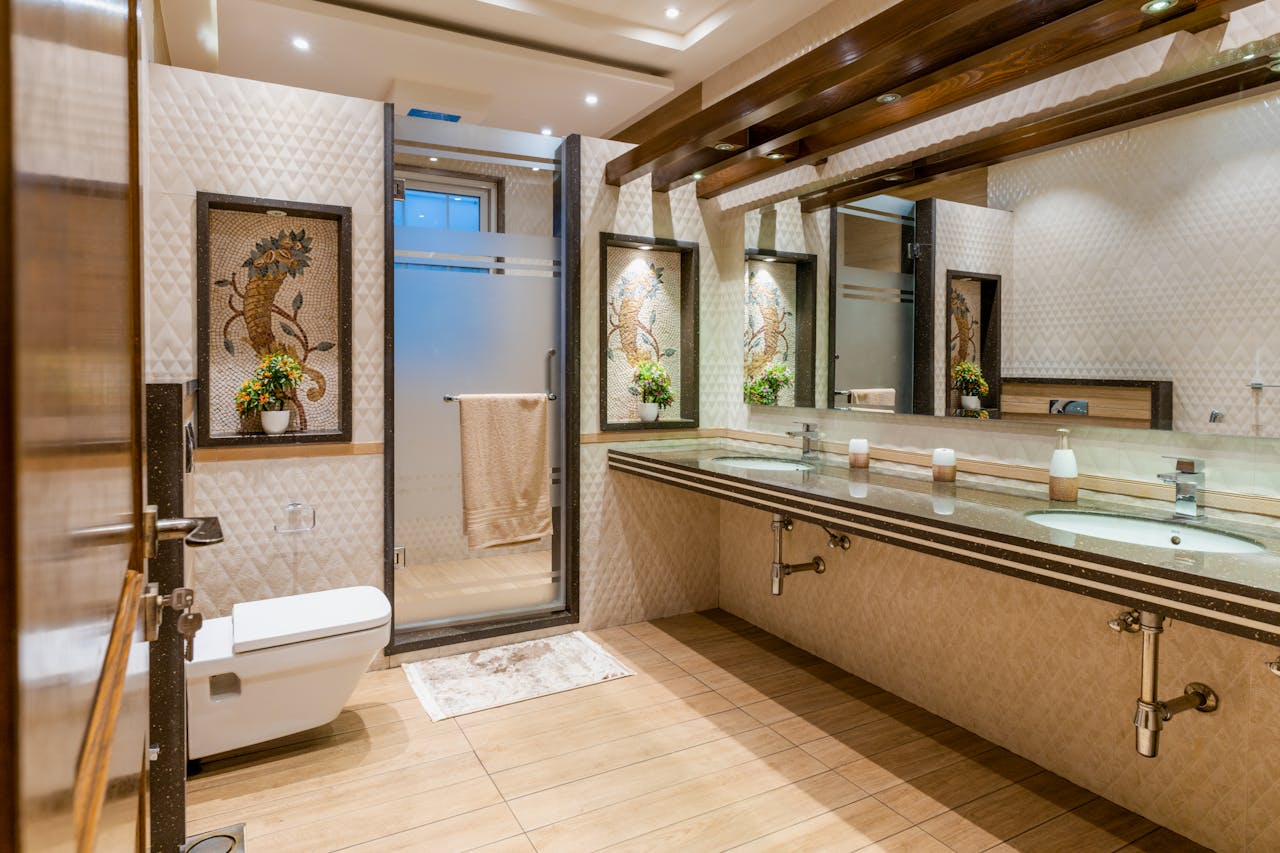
[786, 421, 823, 462]
[1157, 457, 1205, 518]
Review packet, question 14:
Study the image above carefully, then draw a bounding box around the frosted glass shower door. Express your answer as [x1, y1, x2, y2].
[393, 226, 563, 630]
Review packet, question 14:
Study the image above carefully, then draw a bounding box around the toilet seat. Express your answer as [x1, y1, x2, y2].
[231, 585, 390, 653]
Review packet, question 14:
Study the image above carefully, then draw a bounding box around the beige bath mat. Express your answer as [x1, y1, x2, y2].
[402, 631, 634, 721]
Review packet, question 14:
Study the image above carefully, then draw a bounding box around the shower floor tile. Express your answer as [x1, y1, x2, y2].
[185, 610, 1207, 852]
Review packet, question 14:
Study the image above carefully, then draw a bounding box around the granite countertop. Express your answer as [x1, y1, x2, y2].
[609, 440, 1280, 604]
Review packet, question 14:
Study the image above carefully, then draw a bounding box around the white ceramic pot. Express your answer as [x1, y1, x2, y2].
[638, 402, 659, 423]
[959, 395, 981, 411]
[261, 409, 291, 435]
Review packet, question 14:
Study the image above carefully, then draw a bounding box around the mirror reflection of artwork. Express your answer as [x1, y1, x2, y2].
[744, 262, 796, 407]
[604, 248, 682, 420]
[949, 278, 983, 372]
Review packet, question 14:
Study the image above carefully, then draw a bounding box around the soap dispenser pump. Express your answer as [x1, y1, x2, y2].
[1049, 428, 1079, 502]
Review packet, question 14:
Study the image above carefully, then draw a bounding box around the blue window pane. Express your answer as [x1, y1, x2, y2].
[448, 195, 481, 232]
[405, 190, 447, 229]
[393, 198, 405, 227]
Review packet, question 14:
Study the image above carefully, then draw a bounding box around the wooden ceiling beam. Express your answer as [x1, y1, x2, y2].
[603, 0, 1092, 187]
[691, 0, 1246, 199]
[798, 55, 1280, 213]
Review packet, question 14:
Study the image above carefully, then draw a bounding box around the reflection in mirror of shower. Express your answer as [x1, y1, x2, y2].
[833, 199, 916, 413]
[390, 139, 565, 631]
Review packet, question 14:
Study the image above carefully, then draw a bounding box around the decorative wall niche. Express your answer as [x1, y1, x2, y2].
[599, 233, 699, 431]
[744, 250, 817, 409]
[196, 192, 353, 447]
[945, 270, 1002, 419]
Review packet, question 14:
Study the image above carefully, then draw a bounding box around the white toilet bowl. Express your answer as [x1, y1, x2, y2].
[186, 585, 391, 759]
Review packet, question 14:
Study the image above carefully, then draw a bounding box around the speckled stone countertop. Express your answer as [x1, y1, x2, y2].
[608, 440, 1280, 643]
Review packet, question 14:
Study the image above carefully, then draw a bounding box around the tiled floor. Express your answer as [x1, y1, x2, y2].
[186, 610, 1209, 852]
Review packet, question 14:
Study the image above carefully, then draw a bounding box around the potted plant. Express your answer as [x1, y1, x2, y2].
[632, 359, 674, 423]
[235, 352, 304, 435]
[743, 363, 794, 406]
[951, 360, 989, 411]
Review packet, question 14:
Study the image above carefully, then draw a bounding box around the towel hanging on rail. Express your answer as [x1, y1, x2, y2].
[457, 394, 553, 550]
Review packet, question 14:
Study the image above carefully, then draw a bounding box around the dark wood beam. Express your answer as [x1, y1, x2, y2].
[690, 0, 1245, 198]
[612, 84, 703, 145]
[604, 0, 1091, 187]
[798, 55, 1280, 213]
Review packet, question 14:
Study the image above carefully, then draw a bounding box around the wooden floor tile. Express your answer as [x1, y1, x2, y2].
[917, 769, 1096, 852]
[835, 724, 995, 794]
[732, 792, 912, 853]
[989, 796, 1158, 852]
[874, 746, 1042, 824]
[344, 803, 525, 852]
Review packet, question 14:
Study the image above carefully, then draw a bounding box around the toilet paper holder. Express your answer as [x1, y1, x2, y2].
[274, 501, 316, 533]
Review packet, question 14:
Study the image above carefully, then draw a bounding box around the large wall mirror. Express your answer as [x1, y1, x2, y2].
[743, 83, 1280, 439]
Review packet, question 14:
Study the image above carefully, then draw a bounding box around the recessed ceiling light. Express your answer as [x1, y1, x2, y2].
[714, 142, 737, 151]
[766, 152, 786, 160]
[540, 127, 552, 135]
[1139, 0, 1176, 13]
[532, 167, 541, 172]
[692, 172, 704, 181]
[764, 257, 777, 263]
[291, 36, 310, 51]
[452, 196, 463, 201]
[584, 93, 599, 106]
[665, 7, 680, 19]
[876, 92, 902, 104]
[640, 245, 653, 251]
[265, 209, 287, 217]
[1243, 53, 1257, 60]
[429, 156, 438, 162]
[884, 174, 907, 182]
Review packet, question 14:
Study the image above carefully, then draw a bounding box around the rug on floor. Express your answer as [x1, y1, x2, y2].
[401, 631, 635, 720]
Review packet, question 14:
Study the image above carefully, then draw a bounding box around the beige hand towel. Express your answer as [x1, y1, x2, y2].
[458, 394, 553, 550]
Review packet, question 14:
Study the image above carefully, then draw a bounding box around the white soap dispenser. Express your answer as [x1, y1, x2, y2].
[1049, 428, 1078, 502]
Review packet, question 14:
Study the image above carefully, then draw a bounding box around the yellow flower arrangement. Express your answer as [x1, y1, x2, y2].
[235, 352, 304, 415]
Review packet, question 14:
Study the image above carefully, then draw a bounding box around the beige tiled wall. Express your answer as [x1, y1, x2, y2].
[719, 501, 1280, 852]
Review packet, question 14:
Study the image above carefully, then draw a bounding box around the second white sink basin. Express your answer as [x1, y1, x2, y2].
[1026, 511, 1264, 555]
[711, 456, 813, 472]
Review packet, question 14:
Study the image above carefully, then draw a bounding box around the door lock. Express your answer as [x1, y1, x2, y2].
[143, 583, 204, 661]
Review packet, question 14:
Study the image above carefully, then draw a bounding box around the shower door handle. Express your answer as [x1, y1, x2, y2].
[545, 348, 558, 401]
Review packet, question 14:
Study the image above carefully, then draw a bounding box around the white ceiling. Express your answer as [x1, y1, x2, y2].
[156, 0, 834, 137]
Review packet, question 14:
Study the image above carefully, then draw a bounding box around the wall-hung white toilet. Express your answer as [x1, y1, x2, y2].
[186, 585, 391, 759]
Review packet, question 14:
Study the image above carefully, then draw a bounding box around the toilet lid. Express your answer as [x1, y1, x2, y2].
[231, 586, 391, 653]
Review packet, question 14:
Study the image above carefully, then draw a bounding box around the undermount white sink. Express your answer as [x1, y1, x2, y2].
[711, 455, 814, 472]
[1026, 511, 1264, 555]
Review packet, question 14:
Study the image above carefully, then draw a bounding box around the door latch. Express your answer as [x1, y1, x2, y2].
[143, 582, 204, 661]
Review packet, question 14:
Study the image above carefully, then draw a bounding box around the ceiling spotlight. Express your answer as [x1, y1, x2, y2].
[665, 6, 680, 19]
[540, 127, 552, 135]
[1139, 0, 1176, 13]
[884, 174, 907, 182]
[584, 93, 599, 106]
[692, 172, 704, 181]
[1271, 60, 1280, 73]
[265, 209, 287, 217]
[291, 36, 310, 51]
[766, 152, 786, 160]
[640, 245, 653, 251]
[429, 156, 438, 162]
[714, 142, 737, 151]
[532, 167, 541, 172]
[876, 92, 902, 104]
[764, 257, 777, 263]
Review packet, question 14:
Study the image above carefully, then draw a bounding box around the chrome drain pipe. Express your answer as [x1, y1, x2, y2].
[770, 514, 826, 595]
[1112, 610, 1218, 757]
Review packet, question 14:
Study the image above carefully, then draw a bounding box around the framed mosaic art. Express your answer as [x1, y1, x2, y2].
[599, 233, 699, 431]
[196, 192, 353, 447]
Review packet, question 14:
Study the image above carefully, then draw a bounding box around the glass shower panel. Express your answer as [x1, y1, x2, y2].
[833, 197, 916, 413]
[393, 223, 564, 631]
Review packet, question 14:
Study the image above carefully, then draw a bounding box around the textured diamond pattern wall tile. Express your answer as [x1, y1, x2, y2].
[190, 455, 383, 618]
[990, 90, 1280, 437]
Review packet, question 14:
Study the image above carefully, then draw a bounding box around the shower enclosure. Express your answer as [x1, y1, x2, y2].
[385, 114, 579, 650]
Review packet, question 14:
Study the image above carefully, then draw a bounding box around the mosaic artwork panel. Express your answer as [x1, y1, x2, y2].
[744, 259, 798, 407]
[201, 202, 349, 440]
[603, 246, 683, 423]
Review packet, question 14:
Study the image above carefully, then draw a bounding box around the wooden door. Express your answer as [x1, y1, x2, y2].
[2, 0, 148, 849]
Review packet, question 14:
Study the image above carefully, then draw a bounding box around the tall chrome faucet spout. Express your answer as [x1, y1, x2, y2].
[1157, 456, 1205, 518]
